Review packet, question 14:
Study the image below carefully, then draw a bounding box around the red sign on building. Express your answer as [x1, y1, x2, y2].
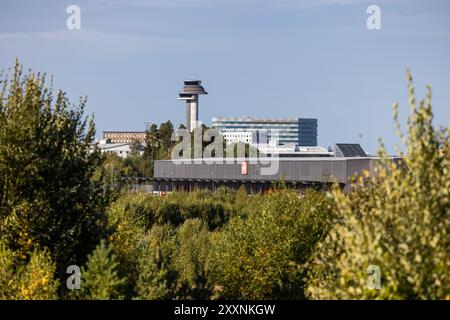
[241, 161, 248, 175]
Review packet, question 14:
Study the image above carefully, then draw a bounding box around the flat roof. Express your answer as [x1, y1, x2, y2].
[156, 156, 396, 163]
[103, 131, 146, 133]
[96, 143, 131, 149]
[212, 117, 317, 121]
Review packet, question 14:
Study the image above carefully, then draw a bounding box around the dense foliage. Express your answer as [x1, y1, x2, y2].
[307, 72, 450, 299]
[0, 62, 447, 300]
[210, 188, 334, 299]
[105, 187, 332, 299]
[0, 61, 110, 288]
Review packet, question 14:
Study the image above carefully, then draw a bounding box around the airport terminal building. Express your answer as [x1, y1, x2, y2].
[152, 156, 401, 194]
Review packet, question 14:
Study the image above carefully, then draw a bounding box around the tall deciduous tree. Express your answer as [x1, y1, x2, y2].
[0, 61, 109, 279]
[307, 72, 450, 299]
[159, 120, 174, 151]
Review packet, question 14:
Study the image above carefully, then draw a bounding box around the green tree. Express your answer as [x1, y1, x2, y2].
[0, 61, 110, 279]
[159, 120, 174, 151]
[14, 248, 59, 300]
[74, 240, 125, 300]
[144, 123, 160, 160]
[210, 188, 334, 299]
[173, 219, 214, 299]
[129, 139, 143, 156]
[0, 242, 18, 299]
[141, 224, 180, 298]
[0, 242, 59, 300]
[307, 72, 450, 300]
[135, 247, 170, 300]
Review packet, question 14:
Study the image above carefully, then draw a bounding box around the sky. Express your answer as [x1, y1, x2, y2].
[1, 0, 449, 154]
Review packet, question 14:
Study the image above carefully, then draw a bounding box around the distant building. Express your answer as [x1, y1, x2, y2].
[95, 139, 144, 158]
[96, 141, 133, 158]
[153, 155, 403, 194]
[212, 117, 318, 146]
[221, 130, 268, 145]
[103, 131, 146, 143]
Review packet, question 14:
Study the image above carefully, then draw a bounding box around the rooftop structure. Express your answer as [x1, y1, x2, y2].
[333, 143, 368, 157]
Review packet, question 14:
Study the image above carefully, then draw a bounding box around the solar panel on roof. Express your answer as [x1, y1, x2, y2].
[335, 144, 367, 157]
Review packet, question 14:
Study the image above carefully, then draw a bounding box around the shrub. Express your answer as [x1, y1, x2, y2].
[210, 189, 334, 299]
[14, 249, 59, 300]
[307, 72, 450, 299]
[135, 224, 179, 299]
[173, 219, 214, 299]
[0, 242, 59, 300]
[135, 247, 170, 300]
[0, 242, 18, 299]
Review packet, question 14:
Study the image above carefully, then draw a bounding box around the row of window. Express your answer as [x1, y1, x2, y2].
[213, 121, 299, 124]
[103, 150, 130, 155]
[224, 134, 253, 137]
[221, 130, 299, 134]
[215, 125, 300, 129]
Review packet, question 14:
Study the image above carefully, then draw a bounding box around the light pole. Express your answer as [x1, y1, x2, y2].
[210, 172, 214, 192]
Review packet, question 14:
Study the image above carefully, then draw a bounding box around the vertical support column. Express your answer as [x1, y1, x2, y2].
[186, 103, 191, 132]
[190, 96, 198, 131]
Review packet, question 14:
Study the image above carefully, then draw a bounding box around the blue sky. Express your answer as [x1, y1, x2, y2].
[1, 0, 449, 153]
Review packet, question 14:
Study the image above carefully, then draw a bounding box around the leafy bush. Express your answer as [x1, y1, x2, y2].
[135, 219, 215, 300]
[173, 219, 214, 299]
[14, 249, 59, 300]
[135, 248, 170, 300]
[307, 72, 450, 299]
[134, 224, 177, 300]
[0, 242, 16, 299]
[210, 188, 334, 299]
[0, 242, 59, 300]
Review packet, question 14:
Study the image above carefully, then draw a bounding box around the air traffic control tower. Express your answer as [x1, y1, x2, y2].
[178, 80, 207, 132]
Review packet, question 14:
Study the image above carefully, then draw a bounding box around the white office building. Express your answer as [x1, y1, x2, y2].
[212, 116, 317, 146]
[94, 139, 144, 158]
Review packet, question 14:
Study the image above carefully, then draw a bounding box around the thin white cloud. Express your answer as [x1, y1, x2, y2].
[0, 30, 101, 41]
[272, 0, 371, 9]
[99, 0, 220, 9]
[90, 0, 370, 9]
[0, 29, 224, 53]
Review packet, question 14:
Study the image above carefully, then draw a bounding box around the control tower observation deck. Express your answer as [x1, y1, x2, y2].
[178, 80, 207, 132]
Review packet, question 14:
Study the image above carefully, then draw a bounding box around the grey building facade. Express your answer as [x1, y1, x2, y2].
[152, 157, 402, 193]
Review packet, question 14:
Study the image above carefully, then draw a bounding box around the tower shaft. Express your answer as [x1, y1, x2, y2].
[187, 97, 198, 132]
[178, 80, 207, 132]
